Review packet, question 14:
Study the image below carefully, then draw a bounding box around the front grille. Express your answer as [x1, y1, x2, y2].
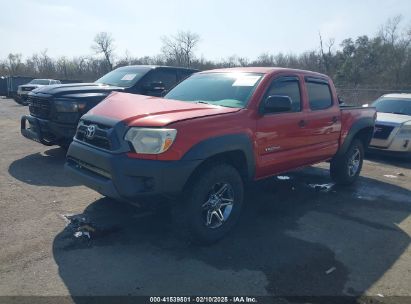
[23, 87, 35, 91]
[75, 120, 112, 150]
[373, 124, 395, 140]
[28, 96, 51, 119]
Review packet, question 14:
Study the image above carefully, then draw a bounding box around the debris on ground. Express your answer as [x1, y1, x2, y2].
[78, 224, 96, 233]
[74, 231, 91, 239]
[308, 183, 335, 192]
[383, 174, 397, 178]
[325, 266, 336, 274]
[377, 293, 384, 298]
[277, 176, 290, 180]
[397, 172, 405, 177]
[59, 214, 96, 240]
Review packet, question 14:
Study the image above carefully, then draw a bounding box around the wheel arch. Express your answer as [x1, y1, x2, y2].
[181, 134, 255, 187]
[337, 117, 375, 157]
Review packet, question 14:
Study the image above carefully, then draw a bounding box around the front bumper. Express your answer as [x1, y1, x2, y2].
[21, 115, 76, 145]
[65, 140, 201, 202]
[17, 91, 30, 96]
[369, 136, 411, 158]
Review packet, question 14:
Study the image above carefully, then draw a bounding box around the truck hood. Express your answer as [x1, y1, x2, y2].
[32, 82, 125, 97]
[87, 92, 241, 127]
[376, 112, 411, 126]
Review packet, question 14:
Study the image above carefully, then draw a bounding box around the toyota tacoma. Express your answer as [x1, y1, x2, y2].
[65, 67, 376, 243]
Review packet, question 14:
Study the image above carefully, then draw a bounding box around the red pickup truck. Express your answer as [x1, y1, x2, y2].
[65, 67, 376, 243]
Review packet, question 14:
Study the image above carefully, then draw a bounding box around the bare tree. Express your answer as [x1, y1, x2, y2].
[379, 15, 402, 45]
[6, 53, 23, 75]
[92, 32, 115, 71]
[319, 33, 335, 74]
[161, 31, 200, 67]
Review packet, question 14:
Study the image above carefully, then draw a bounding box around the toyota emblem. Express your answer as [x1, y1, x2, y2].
[85, 125, 97, 139]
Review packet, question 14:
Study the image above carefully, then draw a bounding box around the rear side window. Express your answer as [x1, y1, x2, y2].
[265, 78, 301, 112]
[144, 69, 178, 90]
[306, 81, 333, 110]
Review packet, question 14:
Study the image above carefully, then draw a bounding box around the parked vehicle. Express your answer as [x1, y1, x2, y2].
[368, 93, 411, 157]
[16, 79, 61, 105]
[65, 67, 376, 243]
[21, 65, 197, 148]
[0, 76, 34, 99]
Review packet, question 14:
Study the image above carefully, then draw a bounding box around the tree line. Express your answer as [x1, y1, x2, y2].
[1, 16, 410, 89]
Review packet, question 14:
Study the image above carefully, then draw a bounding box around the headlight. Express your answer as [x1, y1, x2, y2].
[124, 128, 177, 154]
[54, 99, 86, 112]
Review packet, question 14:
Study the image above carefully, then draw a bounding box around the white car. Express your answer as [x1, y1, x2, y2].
[369, 93, 411, 157]
[16, 79, 61, 105]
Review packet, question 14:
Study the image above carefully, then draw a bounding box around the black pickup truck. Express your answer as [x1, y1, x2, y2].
[21, 65, 197, 148]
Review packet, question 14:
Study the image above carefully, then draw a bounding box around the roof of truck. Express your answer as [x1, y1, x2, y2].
[199, 67, 329, 77]
[381, 93, 411, 99]
[116, 65, 198, 72]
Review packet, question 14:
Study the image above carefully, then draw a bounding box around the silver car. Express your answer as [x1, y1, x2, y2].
[369, 93, 411, 156]
[17, 79, 61, 105]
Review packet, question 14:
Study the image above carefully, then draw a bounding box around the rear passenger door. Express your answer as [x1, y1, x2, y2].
[301, 77, 341, 163]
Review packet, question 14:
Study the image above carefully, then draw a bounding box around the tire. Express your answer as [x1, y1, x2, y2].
[330, 139, 364, 185]
[173, 163, 244, 244]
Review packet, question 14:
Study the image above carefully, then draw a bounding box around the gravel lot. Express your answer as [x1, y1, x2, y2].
[0, 98, 410, 302]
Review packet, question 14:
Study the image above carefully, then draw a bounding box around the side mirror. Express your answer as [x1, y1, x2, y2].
[338, 95, 345, 104]
[143, 81, 166, 94]
[262, 95, 292, 114]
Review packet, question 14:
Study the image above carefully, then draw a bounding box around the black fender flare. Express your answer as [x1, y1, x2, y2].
[336, 117, 375, 157]
[181, 133, 256, 180]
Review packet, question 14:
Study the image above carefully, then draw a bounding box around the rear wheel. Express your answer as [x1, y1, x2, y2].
[173, 163, 244, 244]
[330, 139, 364, 185]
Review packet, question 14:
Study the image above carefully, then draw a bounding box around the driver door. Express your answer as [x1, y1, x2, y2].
[255, 75, 309, 178]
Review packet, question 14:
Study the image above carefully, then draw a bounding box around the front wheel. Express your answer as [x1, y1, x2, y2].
[330, 139, 364, 185]
[173, 163, 244, 244]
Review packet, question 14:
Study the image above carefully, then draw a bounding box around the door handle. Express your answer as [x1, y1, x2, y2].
[331, 116, 338, 124]
[298, 120, 306, 128]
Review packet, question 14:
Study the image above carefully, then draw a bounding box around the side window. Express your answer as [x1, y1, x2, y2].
[144, 69, 178, 90]
[265, 78, 301, 112]
[306, 81, 333, 110]
[179, 70, 195, 81]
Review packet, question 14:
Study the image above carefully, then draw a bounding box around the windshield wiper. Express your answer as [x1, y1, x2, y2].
[195, 100, 211, 104]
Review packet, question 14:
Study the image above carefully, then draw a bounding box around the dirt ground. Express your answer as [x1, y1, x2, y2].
[0, 98, 410, 303]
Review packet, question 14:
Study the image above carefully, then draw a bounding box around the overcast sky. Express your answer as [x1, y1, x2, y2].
[1, 0, 410, 61]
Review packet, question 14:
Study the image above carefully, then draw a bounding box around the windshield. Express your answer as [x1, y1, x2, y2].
[372, 98, 411, 116]
[29, 79, 50, 85]
[164, 72, 263, 108]
[95, 67, 149, 87]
